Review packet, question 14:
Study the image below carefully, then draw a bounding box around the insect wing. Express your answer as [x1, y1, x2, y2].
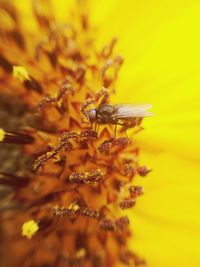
[114, 104, 153, 119]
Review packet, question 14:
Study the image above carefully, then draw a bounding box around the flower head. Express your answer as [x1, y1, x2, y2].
[1, 0, 199, 267]
[0, 1, 152, 267]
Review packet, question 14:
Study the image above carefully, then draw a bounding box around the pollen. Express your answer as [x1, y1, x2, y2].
[68, 203, 80, 211]
[21, 220, 39, 240]
[76, 248, 86, 259]
[0, 128, 5, 141]
[12, 66, 30, 82]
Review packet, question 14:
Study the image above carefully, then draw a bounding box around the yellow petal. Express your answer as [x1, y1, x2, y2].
[128, 152, 200, 267]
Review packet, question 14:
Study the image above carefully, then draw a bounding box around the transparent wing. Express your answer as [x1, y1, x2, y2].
[113, 104, 153, 118]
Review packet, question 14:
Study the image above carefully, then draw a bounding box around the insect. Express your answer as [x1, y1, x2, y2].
[86, 103, 153, 132]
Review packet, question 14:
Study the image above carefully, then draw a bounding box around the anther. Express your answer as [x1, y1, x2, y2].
[53, 205, 100, 219]
[69, 169, 104, 184]
[137, 166, 152, 177]
[98, 137, 130, 153]
[99, 218, 116, 231]
[115, 216, 130, 230]
[128, 186, 144, 198]
[119, 198, 136, 210]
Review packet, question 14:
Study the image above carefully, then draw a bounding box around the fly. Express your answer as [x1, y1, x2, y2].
[86, 103, 153, 132]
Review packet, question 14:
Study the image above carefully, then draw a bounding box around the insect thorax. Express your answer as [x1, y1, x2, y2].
[96, 104, 117, 124]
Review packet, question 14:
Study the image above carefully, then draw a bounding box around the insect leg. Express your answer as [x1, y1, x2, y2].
[113, 121, 124, 138]
[118, 122, 129, 138]
[94, 122, 97, 131]
[96, 123, 100, 134]
[114, 124, 117, 138]
[120, 120, 137, 132]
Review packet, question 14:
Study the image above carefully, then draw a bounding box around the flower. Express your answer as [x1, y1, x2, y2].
[0, 1, 199, 267]
[0, 1, 151, 267]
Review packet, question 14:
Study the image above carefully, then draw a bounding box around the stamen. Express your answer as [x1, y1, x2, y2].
[98, 137, 130, 153]
[137, 166, 152, 177]
[53, 205, 100, 219]
[122, 163, 135, 177]
[37, 81, 74, 111]
[0, 129, 35, 144]
[115, 216, 130, 231]
[99, 216, 129, 231]
[69, 169, 104, 184]
[81, 87, 109, 117]
[79, 129, 98, 140]
[33, 141, 72, 171]
[101, 38, 117, 58]
[128, 186, 144, 198]
[102, 55, 124, 87]
[119, 198, 136, 209]
[99, 218, 116, 231]
[33, 130, 98, 170]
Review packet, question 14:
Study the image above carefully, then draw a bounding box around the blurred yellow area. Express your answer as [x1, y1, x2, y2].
[10, 0, 200, 266]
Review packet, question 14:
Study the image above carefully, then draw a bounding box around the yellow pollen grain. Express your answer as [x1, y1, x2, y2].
[68, 203, 80, 211]
[57, 99, 62, 108]
[52, 155, 61, 162]
[76, 248, 86, 258]
[13, 66, 30, 82]
[97, 169, 104, 175]
[0, 128, 5, 141]
[21, 220, 39, 239]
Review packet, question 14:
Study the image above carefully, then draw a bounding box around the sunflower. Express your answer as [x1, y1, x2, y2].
[0, 1, 199, 267]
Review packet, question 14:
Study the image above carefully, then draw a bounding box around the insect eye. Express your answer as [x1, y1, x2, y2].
[88, 109, 97, 122]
